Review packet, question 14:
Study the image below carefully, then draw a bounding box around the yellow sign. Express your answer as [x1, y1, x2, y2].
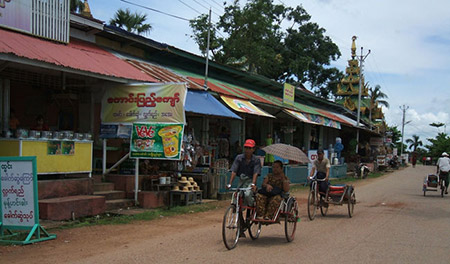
[283, 83, 295, 106]
[101, 83, 187, 124]
[220, 96, 274, 118]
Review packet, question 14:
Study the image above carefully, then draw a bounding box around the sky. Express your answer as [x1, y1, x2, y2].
[88, 0, 450, 148]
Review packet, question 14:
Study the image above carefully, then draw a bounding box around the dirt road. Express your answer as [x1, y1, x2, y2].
[1, 165, 450, 264]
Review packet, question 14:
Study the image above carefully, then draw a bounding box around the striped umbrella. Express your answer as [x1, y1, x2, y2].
[262, 143, 310, 164]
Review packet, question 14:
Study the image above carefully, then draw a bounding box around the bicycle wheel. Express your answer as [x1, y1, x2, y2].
[222, 205, 240, 250]
[285, 198, 298, 242]
[320, 196, 328, 216]
[248, 220, 261, 240]
[348, 191, 356, 218]
[307, 188, 317, 220]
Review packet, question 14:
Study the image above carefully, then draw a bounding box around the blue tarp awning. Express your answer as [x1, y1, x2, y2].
[185, 90, 242, 119]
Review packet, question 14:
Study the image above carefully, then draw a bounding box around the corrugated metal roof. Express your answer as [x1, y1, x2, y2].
[0, 28, 157, 82]
[125, 60, 204, 90]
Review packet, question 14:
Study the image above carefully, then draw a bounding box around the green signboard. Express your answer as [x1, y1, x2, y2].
[0, 156, 56, 244]
[130, 123, 184, 160]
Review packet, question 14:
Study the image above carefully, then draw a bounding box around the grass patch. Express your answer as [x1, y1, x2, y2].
[50, 202, 223, 231]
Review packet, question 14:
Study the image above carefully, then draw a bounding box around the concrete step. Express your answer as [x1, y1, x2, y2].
[94, 190, 126, 200]
[92, 174, 103, 184]
[106, 199, 135, 211]
[93, 182, 115, 192]
[39, 195, 106, 220]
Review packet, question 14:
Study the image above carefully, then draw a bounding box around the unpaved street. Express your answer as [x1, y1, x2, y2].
[1, 165, 450, 264]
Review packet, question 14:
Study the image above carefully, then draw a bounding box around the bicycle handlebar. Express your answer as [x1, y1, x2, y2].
[228, 187, 253, 191]
[308, 176, 327, 182]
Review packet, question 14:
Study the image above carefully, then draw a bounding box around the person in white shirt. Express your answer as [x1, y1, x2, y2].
[436, 152, 450, 194]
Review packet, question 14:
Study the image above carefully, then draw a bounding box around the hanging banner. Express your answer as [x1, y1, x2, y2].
[220, 96, 275, 118]
[283, 83, 295, 106]
[101, 83, 187, 124]
[130, 123, 184, 160]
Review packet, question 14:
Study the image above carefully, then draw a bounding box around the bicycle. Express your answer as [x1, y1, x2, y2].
[439, 172, 448, 197]
[222, 187, 299, 250]
[307, 176, 328, 220]
[307, 176, 356, 220]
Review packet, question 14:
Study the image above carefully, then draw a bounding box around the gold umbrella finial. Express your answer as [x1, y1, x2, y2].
[351, 36, 357, 59]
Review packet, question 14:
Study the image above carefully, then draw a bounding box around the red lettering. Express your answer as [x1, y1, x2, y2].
[135, 125, 155, 138]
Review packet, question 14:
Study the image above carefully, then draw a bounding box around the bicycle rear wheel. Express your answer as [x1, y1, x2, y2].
[222, 205, 240, 250]
[441, 180, 445, 197]
[320, 196, 328, 216]
[307, 189, 317, 220]
[348, 191, 356, 218]
[285, 198, 298, 242]
[248, 221, 261, 240]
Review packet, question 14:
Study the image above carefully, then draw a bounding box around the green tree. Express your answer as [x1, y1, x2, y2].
[70, 0, 84, 13]
[387, 125, 402, 150]
[109, 8, 152, 36]
[368, 84, 389, 129]
[426, 133, 450, 159]
[189, 0, 342, 94]
[405, 134, 423, 152]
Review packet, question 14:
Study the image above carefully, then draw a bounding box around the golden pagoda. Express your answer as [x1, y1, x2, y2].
[337, 36, 369, 114]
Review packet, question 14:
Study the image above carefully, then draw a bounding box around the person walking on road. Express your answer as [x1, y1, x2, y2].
[436, 152, 450, 194]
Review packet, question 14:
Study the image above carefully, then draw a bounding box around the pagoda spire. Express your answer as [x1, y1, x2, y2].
[351, 36, 357, 59]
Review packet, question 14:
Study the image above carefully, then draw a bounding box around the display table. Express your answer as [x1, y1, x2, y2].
[169, 190, 203, 208]
[0, 138, 92, 175]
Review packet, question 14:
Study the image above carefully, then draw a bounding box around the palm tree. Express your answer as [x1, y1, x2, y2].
[406, 134, 423, 152]
[70, 0, 84, 13]
[109, 8, 152, 36]
[368, 84, 389, 129]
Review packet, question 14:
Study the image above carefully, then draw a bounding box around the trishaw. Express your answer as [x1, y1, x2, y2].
[423, 174, 445, 197]
[307, 176, 356, 220]
[222, 187, 299, 250]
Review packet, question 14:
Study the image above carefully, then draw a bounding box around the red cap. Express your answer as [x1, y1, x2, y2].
[244, 139, 256, 148]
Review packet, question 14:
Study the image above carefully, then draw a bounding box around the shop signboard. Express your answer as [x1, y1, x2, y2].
[377, 155, 386, 166]
[370, 137, 384, 146]
[283, 83, 295, 106]
[130, 123, 184, 160]
[0, 156, 56, 244]
[101, 83, 187, 125]
[0, 0, 32, 33]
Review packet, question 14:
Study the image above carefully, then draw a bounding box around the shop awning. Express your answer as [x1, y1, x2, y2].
[185, 91, 242, 119]
[0, 28, 157, 82]
[221, 96, 275, 118]
[284, 109, 341, 129]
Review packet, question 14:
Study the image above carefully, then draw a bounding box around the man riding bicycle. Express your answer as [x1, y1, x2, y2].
[436, 152, 450, 194]
[227, 139, 261, 237]
[309, 148, 331, 204]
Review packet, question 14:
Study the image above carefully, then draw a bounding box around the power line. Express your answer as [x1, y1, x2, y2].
[208, 0, 225, 10]
[120, 0, 190, 21]
[198, 0, 223, 15]
[178, 0, 203, 15]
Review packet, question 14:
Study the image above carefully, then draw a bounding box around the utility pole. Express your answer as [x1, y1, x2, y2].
[400, 104, 409, 157]
[356, 45, 371, 154]
[203, 8, 212, 90]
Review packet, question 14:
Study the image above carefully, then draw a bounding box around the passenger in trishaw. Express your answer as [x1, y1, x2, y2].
[255, 160, 290, 220]
[309, 148, 331, 203]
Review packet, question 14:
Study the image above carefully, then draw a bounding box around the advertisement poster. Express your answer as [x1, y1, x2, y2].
[0, 159, 36, 227]
[47, 141, 62, 155]
[130, 123, 184, 160]
[61, 141, 75, 155]
[101, 83, 187, 124]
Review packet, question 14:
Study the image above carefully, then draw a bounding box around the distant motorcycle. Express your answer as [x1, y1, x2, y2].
[355, 163, 370, 179]
[389, 158, 399, 169]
